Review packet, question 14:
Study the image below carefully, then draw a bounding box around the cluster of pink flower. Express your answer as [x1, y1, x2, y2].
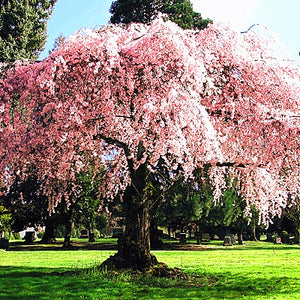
[0, 18, 299, 224]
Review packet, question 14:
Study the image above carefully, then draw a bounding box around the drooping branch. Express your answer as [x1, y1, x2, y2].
[216, 162, 246, 168]
[240, 24, 260, 34]
[164, 175, 185, 196]
[93, 133, 135, 175]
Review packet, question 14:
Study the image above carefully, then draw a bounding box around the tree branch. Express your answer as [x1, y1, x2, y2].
[164, 175, 185, 196]
[215, 162, 246, 168]
[93, 133, 134, 174]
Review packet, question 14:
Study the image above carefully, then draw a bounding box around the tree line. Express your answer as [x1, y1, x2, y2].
[1, 167, 299, 246]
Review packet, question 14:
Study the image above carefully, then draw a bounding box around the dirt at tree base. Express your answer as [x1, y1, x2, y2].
[98, 261, 187, 279]
[146, 262, 187, 279]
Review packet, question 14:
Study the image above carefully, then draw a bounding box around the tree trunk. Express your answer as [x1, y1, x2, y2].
[119, 203, 157, 269]
[105, 191, 157, 270]
[40, 218, 56, 243]
[62, 199, 74, 248]
[237, 229, 243, 245]
[100, 152, 181, 271]
[250, 225, 257, 241]
[63, 219, 73, 248]
[196, 222, 202, 245]
[294, 223, 300, 245]
[168, 226, 171, 238]
[88, 227, 95, 242]
[150, 218, 164, 250]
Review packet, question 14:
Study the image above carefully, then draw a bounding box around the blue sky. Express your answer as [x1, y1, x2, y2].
[40, 0, 300, 64]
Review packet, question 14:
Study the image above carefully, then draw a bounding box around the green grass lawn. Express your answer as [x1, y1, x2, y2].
[0, 242, 299, 299]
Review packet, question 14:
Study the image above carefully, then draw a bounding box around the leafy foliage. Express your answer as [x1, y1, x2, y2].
[0, 204, 11, 234]
[283, 196, 300, 243]
[161, 0, 212, 30]
[0, 175, 47, 232]
[0, 0, 57, 62]
[73, 163, 106, 238]
[110, 0, 212, 29]
[110, 0, 158, 24]
[158, 170, 216, 236]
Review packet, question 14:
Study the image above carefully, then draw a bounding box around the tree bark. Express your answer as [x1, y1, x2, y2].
[237, 229, 243, 245]
[63, 204, 73, 248]
[294, 224, 300, 245]
[63, 218, 73, 248]
[102, 163, 160, 270]
[150, 218, 164, 250]
[105, 187, 157, 269]
[196, 222, 202, 245]
[40, 218, 56, 243]
[250, 225, 257, 241]
[88, 230, 95, 242]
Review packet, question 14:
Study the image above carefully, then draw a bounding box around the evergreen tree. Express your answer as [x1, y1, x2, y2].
[109, 0, 212, 30]
[283, 196, 300, 244]
[0, 0, 57, 62]
[110, 0, 157, 24]
[0, 205, 11, 237]
[162, 0, 211, 30]
[72, 164, 105, 243]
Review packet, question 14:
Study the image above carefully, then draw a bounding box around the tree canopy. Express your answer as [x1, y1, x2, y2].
[0, 19, 299, 269]
[109, 0, 211, 29]
[0, 0, 57, 62]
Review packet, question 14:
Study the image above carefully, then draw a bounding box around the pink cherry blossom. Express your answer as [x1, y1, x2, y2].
[0, 18, 299, 227]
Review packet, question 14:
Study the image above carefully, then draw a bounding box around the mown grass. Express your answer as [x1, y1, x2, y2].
[0, 242, 299, 299]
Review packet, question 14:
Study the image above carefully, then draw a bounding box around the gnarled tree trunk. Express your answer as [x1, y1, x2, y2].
[102, 163, 160, 270]
[104, 185, 158, 270]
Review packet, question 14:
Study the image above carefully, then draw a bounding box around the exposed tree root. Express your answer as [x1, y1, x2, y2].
[101, 255, 186, 279]
[145, 262, 187, 279]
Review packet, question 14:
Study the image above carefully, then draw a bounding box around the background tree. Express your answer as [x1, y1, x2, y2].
[161, 0, 211, 29]
[283, 196, 300, 244]
[110, 0, 158, 24]
[73, 164, 105, 242]
[0, 174, 61, 243]
[110, 0, 211, 29]
[1, 175, 46, 233]
[0, 0, 57, 62]
[158, 183, 195, 237]
[0, 204, 11, 237]
[1, 20, 299, 271]
[189, 168, 218, 243]
[218, 177, 249, 244]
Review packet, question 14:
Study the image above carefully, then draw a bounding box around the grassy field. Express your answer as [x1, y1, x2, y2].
[0, 241, 299, 299]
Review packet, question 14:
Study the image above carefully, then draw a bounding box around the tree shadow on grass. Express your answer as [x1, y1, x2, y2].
[0, 266, 116, 300]
[8, 239, 299, 252]
[8, 240, 118, 251]
[0, 265, 299, 299]
[166, 242, 300, 252]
